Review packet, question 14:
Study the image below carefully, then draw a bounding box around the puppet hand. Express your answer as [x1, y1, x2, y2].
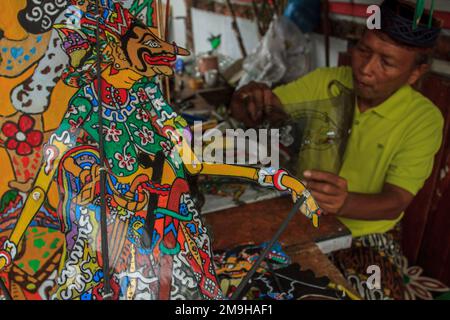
[257, 168, 322, 227]
[290, 188, 322, 228]
[0, 238, 17, 271]
[281, 175, 322, 228]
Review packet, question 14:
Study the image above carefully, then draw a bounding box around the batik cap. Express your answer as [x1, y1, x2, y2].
[380, 0, 442, 48]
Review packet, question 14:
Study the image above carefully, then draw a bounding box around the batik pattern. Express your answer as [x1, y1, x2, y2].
[214, 243, 355, 300]
[330, 225, 450, 300]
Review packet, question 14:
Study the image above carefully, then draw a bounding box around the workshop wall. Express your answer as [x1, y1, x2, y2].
[188, 5, 347, 68]
[189, 0, 450, 68]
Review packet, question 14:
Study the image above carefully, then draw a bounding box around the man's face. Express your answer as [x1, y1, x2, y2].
[351, 31, 424, 105]
[123, 24, 189, 77]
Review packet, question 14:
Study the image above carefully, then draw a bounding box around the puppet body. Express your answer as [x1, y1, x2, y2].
[48, 76, 222, 300]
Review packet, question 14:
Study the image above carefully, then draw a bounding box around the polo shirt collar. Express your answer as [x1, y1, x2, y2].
[356, 85, 412, 120]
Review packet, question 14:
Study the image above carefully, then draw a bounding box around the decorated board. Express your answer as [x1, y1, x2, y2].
[0, 0, 320, 300]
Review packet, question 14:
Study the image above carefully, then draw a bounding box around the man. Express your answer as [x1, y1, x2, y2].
[230, 0, 449, 299]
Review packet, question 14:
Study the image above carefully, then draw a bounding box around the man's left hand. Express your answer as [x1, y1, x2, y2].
[303, 170, 348, 215]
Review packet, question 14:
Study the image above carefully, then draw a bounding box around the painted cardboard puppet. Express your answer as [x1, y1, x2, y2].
[0, 0, 321, 300]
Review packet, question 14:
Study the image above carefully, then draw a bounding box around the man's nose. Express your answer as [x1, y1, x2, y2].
[360, 55, 377, 77]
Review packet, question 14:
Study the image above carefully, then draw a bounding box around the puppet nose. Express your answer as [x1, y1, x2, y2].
[173, 42, 190, 56]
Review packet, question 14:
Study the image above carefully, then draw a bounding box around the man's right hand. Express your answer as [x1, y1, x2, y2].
[229, 81, 288, 127]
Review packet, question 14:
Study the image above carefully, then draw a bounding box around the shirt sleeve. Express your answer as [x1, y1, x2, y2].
[273, 69, 319, 107]
[385, 106, 444, 195]
[273, 67, 352, 115]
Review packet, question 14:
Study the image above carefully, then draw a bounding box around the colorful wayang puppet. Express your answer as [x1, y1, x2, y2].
[0, 0, 321, 300]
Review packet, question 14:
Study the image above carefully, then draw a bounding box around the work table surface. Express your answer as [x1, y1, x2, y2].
[203, 196, 350, 250]
[203, 196, 359, 298]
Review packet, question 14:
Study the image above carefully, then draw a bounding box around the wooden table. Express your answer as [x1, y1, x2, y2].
[204, 196, 350, 249]
[203, 196, 359, 297]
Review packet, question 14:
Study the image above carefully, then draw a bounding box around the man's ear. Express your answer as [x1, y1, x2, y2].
[408, 63, 430, 85]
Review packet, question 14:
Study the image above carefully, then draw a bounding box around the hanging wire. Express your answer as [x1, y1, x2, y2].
[94, 0, 113, 300]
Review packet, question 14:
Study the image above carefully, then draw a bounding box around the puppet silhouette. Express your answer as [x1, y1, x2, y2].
[0, 0, 321, 300]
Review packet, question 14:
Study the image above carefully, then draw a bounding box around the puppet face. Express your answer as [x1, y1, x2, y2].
[119, 23, 189, 77]
[54, 6, 190, 85]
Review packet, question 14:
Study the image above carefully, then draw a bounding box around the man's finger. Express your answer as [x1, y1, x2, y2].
[253, 89, 264, 111]
[230, 93, 251, 123]
[247, 98, 259, 122]
[263, 89, 275, 107]
[305, 180, 341, 195]
[309, 191, 337, 206]
[303, 170, 344, 187]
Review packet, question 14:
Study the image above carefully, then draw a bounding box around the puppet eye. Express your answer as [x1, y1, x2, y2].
[144, 40, 161, 48]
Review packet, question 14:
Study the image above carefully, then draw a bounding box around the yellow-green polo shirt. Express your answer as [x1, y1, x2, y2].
[273, 66, 444, 237]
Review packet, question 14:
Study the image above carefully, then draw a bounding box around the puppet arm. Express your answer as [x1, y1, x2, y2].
[0, 130, 77, 271]
[175, 137, 322, 227]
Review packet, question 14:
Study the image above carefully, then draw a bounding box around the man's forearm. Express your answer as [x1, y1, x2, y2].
[338, 190, 410, 221]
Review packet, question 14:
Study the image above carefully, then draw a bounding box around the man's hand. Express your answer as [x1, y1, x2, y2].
[229, 81, 288, 127]
[303, 171, 414, 220]
[303, 170, 348, 215]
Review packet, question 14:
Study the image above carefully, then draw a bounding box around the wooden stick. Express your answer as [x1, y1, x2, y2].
[271, 0, 280, 16]
[165, 0, 171, 39]
[164, 0, 172, 104]
[224, 0, 247, 58]
[156, 0, 172, 104]
[184, 0, 195, 52]
[251, 0, 264, 37]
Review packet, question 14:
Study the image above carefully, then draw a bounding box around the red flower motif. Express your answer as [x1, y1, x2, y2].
[137, 88, 150, 102]
[136, 108, 150, 122]
[103, 123, 122, 142]
[1, 115, 43, 156]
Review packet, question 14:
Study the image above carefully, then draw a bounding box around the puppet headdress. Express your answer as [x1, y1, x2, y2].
[54, 0, 136, 87]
